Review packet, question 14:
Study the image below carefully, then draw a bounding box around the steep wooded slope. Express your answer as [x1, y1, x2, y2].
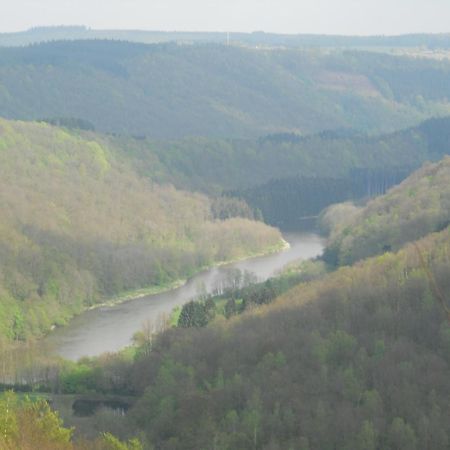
[0, 119, 280, 340]
[323, 155, 450, 265]
[102, 116, 450, 228]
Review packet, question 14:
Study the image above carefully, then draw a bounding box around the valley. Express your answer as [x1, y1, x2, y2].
[0, 31, 449, 450]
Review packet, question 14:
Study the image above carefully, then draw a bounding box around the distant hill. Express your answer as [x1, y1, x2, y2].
[115, 116, 450, 191]
[103, 116, 450, 228]
[2, 26, 450, 49]
[1, 41, 450, 138]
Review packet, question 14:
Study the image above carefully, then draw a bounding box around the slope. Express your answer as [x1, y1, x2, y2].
[106, 116, 450, 228]
[45, 155, 450, 449]
[323, 155, 450, 265]
[0, 118, 281, 340]
[68, 187, 450, 449]
[1, 41, 450, 138]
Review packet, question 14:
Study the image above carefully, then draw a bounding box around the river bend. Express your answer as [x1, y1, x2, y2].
[48, 232, 324, 360]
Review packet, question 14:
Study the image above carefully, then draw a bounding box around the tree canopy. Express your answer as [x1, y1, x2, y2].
[0, 118, 281, 341]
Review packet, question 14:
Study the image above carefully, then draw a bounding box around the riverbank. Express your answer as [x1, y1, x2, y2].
[46, 233, 322, 360]
[83, 238, 289, 311]
[50, 237, 289, 329]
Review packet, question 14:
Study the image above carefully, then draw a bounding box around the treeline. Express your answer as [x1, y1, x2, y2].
[2, 41, 450, 138]
[323, 156, 450, 265]
[4, 27, 450, 49]
[110, 116, 450, 196]
[0, 118, 281, 341]
[40, 117, 96, 131]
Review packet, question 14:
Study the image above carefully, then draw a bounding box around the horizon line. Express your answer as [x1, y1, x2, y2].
[1, 25, 450, 38]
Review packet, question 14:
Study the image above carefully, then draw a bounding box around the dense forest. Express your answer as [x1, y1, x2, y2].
[38, 157, 450, 449]
[113, 117, 450, 193]
[107, 116, 450, 227]
[1, 41, 450, 138]
[0, 118, 281, 341]
[232, 168, 411, 229]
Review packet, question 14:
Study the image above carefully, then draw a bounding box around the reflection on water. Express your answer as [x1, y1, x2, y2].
[47, 232, 324, 360]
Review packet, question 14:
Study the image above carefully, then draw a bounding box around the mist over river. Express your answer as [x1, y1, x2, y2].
[47, 232, 324, 360]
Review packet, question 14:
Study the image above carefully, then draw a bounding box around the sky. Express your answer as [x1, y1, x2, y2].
[2, 0, 450, 36]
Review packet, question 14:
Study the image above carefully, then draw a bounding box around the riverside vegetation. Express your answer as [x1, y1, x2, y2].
[0, 118, 281, 342]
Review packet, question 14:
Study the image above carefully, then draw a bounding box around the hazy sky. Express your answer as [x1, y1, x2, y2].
[2, 0, 450, 35]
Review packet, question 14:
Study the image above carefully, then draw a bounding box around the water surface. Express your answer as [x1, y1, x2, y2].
[48, 232, 324, 360]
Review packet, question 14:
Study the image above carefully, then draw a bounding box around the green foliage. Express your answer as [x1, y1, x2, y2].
[210, 196, 257, 221]
[80, 224, 450, 449]
[0, 391, 143, 449]
[325, 156, 450, 265]
[96, 433, 143, 450]
[387, 417, 418, 450]
[0, 118, 281, 341]
[1, 41, 450, 139]
[177, 301, 209, 328]
[60, 364, 96, 394]
[114, 120, 444, 194]
[109, 116, 450, 228]
[0, 391, 73, 449]
[173, 264, 327, 328]
[355, 421, 377, 450]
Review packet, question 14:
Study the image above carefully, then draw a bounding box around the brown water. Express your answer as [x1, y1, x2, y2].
[47, 232, 324, 360]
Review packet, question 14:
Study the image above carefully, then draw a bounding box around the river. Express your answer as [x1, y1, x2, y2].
[47, 232, 324, 360]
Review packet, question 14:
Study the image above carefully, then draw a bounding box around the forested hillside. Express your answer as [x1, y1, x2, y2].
[36, 155, 450, 449]
[112, 117, 450, 192]
[107, 116, 450, 228]
[3, 30, 450, 450]
[60, 199, 450, 449]
[0, 118, 281, 340]
[1, 41, 450, 138]
[323, 155, 450, 265]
